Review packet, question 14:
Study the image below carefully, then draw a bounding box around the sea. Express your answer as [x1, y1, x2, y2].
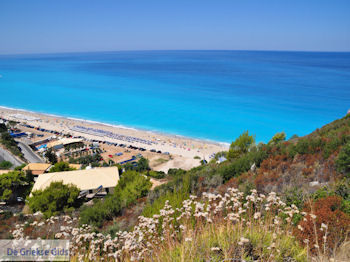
[0, 50, 349, 143]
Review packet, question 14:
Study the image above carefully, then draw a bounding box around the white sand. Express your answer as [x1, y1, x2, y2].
[0, 107, 228, 170]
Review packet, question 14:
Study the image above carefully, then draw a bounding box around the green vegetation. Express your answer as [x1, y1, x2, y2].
[146, 170, 166, 179]
[160, 224, 306, 262]
[269, 131, 286, 145]
[219, 143, 268, 182]
[142, 167, 213, 217]
[45, 148, 57, 164]
[123, 156, 150, 172]
[0, 128, 22, 158]
[0, 123, 7, 133]
[49, 162, 76, 173]
[28, 181, 81, 218]
[64, 142, 84, 151]
[80, 171, 152, 227]
[3, 116, 350, 261]
[14, 163, 26, 171]
[0, 160, 12, 169]
[69, 153, 102, 167]
[0, 170, 34, 202]
[227, 130, 255, 160]
[336, 142, 350, 177]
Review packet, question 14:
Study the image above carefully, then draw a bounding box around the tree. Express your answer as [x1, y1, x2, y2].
[0, 123, 7, 133]
[49, 162, 76, 173]
[28, 181, 81, 218]
[45, 148, 57, 164]
[136, 157, 150, 172]
[336, 142, 350, 177]
[227, 131, 255, 160]
[268, 132, 286, 145]
[0, 171, 33, 203]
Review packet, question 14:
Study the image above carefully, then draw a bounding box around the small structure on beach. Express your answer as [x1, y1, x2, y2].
[30, 167, 119, 198]
[23, 163, 52, 176]
[116, 155, 137, 165]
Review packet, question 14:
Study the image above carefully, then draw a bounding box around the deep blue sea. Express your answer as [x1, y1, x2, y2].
[0, 50, 349, 143]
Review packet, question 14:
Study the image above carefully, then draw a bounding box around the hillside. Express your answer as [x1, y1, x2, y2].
[1, 115, 350, 261]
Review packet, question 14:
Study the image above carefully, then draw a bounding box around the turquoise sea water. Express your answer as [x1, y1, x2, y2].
[0, 50, 349, 143]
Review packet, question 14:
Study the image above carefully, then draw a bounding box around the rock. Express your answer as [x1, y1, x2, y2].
[250, 163, 256, 172]
[309, 181, 320, 187]
[33, 211, 44, 218]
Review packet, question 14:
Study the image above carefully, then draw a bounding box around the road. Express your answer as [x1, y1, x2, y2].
[16, 141, 44, 163]
[0, 146, 24, 167]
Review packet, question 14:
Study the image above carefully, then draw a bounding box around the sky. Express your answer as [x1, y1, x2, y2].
[0, 0, 349, 54]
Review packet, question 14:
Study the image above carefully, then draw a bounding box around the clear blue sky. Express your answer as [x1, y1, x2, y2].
[0, 0, 349, 54]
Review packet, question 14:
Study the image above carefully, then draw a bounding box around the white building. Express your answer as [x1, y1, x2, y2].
[31, 167, 119, 197]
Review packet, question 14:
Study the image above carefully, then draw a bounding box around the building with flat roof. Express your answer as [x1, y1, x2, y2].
[23, 163, 51, 176]
[31, 167, 119, 197]
[47, 138, 83, 150]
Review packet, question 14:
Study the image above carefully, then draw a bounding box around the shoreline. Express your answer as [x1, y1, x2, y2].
[0, 105, 229, 160]
[0, 105, 230, 147]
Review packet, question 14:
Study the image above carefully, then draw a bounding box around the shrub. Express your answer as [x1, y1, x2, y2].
[147, 170, 166, 179]
[0, 132, 22, 157]
[336, 142, 350, 177]
[54, 188, 307, 261]
[269, 131, 286, 145]
[49, 162, 76, 173]
[79, 171, 152, 227]
[295, 139, 310, 155]
[28, 182, 81, 218]
[295, 196, 350, 255]
[14, 163, 26, 171]
[0, 161, 12, 169]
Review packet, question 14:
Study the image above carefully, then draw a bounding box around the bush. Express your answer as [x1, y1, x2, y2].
[49, 162, 76, 173]
[0, 132, 22, 157]
[80, 171, 151, 227]
[0, 161, 12, 169]
[14, 163, 26, 171]
[28, 182, 81, 218]
[336, 142, 350, 177]
[295, 139, 310, 155]
[147, 170, 166, 179]
[269, 131, 286, 145]
[295, 196, 350, 255]
[124, 157, 150, 172]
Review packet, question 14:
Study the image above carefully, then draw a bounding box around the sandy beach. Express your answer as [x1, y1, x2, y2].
[0, 106, 228, 170]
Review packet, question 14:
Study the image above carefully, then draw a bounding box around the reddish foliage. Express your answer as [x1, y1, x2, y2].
[302, 167, 313, 177]
[294, 196, 350, 255]
[24, 226, 34, 236]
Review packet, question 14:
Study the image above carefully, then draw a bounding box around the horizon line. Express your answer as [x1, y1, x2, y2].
[1, 48, 350, 56]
